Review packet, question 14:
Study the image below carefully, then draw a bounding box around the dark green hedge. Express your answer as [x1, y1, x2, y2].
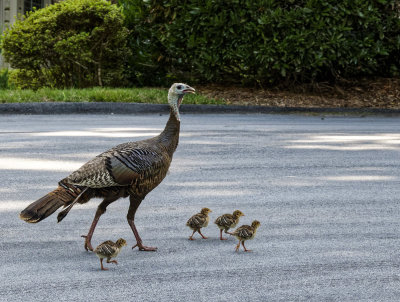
[2, 0, 130, 89]
[121, 0, 400, 86]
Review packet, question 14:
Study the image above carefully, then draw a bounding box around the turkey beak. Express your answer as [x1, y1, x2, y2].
[178, 86, 194, 108]
[183, 86, 195, 94]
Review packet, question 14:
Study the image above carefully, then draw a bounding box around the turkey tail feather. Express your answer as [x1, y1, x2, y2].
[57, 187, 89, 223]
[20, 185, 84, 223]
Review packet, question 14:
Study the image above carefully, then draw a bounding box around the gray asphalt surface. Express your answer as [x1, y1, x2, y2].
[0, 113, 400, 301]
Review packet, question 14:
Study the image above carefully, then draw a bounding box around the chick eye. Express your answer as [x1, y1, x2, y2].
[177, 85, 182, 90]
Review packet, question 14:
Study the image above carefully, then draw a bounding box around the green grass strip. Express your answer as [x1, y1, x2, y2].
[0, 87, 224, 105]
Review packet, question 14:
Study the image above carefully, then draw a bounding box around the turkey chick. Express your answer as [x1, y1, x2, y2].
[186, 208, 212, 240]
[94, 238, 127, 270]
[233, 220, 260, 252]
[215, 210, 245, 240]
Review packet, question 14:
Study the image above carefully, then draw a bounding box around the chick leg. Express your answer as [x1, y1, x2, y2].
[128, 196, 157, 251]
[242, 241, 252, 252]
[100, 258, 108, 271]
[107, 258, 118, 265]
[198, 229, 208, 239]
[235, 241, 241, 252]
[189, 230, 197, 240]
[219, 229, 227, 240]
[82, 195, 119, 251]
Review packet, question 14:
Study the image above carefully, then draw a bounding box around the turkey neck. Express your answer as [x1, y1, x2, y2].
[158, 108, 180, 156]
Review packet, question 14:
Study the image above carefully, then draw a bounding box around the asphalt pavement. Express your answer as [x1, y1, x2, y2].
[0, 113, 400, 301]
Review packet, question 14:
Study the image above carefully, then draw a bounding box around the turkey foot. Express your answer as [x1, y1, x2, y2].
[188, 230, 196, 240]
[100, 259, 108, 271]
[132, 243, 157, 251]
[198, 229, 208, 239]
[242, 241, 251, 252]
[235, 242, 241, 252]
[81, 235, 94, 251]
[219, 229, 228, 240]
[128, 219, 157, 251]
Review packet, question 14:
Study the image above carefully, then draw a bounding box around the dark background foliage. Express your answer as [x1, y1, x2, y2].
[1, 0, 399, 88]
[1, 0, 130, 89]
[120, 0, 400, 87]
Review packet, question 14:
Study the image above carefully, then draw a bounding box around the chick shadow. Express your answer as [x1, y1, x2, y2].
[179, 233, 240, 252]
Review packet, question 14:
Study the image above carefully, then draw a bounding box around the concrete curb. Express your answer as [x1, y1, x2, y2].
[0, 102, 400, 115]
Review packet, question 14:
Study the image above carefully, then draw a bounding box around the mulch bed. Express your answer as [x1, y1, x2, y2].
[197, 78, 400, 109]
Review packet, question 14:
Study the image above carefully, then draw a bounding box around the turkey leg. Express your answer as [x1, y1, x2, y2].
[107, 259, 118, 265]
[82, 195, 118, 251]
[242, 241, 251, 252]
[198, 229, 208, 239]
[235, 241, 241, 252]
[100, 258, 108, 271]
[219, 229, 227, 240]
[188, 230, 197, 240]
[128, 196, 157, 251]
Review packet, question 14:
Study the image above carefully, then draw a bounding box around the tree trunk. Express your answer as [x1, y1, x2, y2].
[97, 48, 103, 87]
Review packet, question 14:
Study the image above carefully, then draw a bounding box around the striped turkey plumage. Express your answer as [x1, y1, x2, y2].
[20, 83, 195, 252]
[94, 238, 127, 271]
[214, 210, 244, 240]
[186, 208, 212, 240]
[233, 220, 261, 252]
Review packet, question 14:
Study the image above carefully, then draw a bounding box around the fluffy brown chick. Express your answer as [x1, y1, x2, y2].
[214, 210, 245, 240]
[232, 220, 260, 252]
[186, 208, 212, 240]
[94, 238, 127, 270]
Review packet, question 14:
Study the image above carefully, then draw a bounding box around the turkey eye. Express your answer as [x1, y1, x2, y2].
[177, 85, 182, 90]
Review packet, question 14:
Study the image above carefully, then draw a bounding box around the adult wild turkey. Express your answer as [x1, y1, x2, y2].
[20, 83, 195, 252]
